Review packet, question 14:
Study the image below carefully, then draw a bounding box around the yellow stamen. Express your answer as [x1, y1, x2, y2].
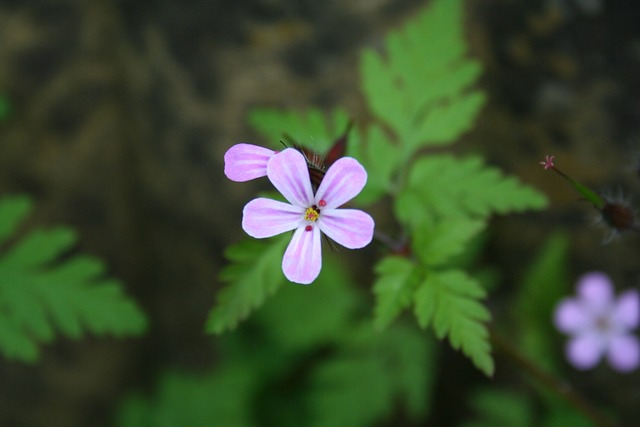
[304, 206, 320, 222]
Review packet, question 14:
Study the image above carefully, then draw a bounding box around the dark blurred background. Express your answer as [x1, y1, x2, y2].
[1, 0, 640, 425]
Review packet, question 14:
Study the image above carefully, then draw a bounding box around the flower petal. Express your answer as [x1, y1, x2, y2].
[314, 157, 367, 209]
[566, 333, 606, 370]
[267, 148, 314, 207]
[612, 289, 640, 331]
[576, 272, 614, 315]
[607, 334, 640, 372]
[224, 143, 274, 182]
[318, 209, 374, 249]
[242, 198, 304, 238]
[282, 225, 322, 285]
[554, 298, 591, 334]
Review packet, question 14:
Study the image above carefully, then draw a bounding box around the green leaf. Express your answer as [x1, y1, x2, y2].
[248, 108, 350, 153]
[514, 233, 570, 373]
[411, 216, 486, 267]
[348, 125, 400, 204]
[399, 154, 547, 220]
[360, 0, 485, 154]
[372, 256, 421, 330]
[257, 254, 362, 352]
[414, 269, 493, 375]
[0, 195, 32, 245]
[0, 95, 10, 120]
[116, 364, 256, 427]
[461, 388, 533, 427]
[308, 322, 434, 427]
[0, 195, 147, 362]
[206, 236, 288, 334]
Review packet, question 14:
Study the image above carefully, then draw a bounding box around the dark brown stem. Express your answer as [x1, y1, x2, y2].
[490, 331, 616, 427]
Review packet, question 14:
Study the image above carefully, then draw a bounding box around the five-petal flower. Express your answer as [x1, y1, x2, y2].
[554, 272, 640, 372]
[242, 148, 374, 284]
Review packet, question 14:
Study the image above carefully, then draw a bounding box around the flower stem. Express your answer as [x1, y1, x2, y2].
[490, 331, 617, 427]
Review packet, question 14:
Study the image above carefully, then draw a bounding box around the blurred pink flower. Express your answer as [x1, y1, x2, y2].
[224, 143, 276, 182]
[242, 148, 374, 284]
[554, 272, 640, 372]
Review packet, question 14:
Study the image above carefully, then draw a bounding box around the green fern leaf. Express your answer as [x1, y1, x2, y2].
[414, 269, 493, 375]
[0, 195, 147, 362]
[514, 233, 570, 373]
[0, 195, 31, 245]
[248, 108, 350, 152]
[206, 236, 288, 334]
[116, 365, 256, 427]
[410, 216, 486, 267]
[348, 125, 400, 205]
[308, 323, 434, 427]
[361, 0, 485, 153]
[372, 256, 421, 330]
[257, 254, 362, 352]
[399, 154, 547, 220]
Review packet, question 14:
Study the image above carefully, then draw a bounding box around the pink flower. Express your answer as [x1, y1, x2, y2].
[242, 148, 374, 284]
[224, 143, 276, 182]
[554, 272, 640, 372]
[539, 155, 555, 170]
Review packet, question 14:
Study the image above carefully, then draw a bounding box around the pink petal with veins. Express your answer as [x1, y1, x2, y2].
[224, 143, 274, 182]
[267, 149, 314, 208]
[319, 209, 374, 249]
[242, 198, 304, 238]
[315, 157, 367, 209]
[282, 226, 322, 285]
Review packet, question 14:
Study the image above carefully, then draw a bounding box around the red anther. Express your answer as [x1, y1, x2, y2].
[305, 225, 313, 232]
[319, 199, 327, 207]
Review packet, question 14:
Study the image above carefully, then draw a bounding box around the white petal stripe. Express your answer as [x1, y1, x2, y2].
[267, 149, 314, 207]
[282, 226, 322, 284]
[315, 157, 367, 209]
[242, 198, 305, 238]
[318, 209, 374, 249]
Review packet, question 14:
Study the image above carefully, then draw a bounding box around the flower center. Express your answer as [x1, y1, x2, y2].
[304, 205, 321, 222]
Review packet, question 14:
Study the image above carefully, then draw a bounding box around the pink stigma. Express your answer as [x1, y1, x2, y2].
[319, 199, 327, 207]
[305, 225, 313, 232]
[540, 155, 555, 170]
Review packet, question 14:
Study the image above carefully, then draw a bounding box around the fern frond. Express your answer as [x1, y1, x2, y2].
[206, 236, 288, 334]
[361, 0, 485, 153]
[414, 269, 493, 375]
[0, 195, 147, 362]
[399, 154, 547, 221]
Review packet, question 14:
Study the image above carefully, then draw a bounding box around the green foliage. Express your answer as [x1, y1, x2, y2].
[461, 386, 595, 427]
[461, 389, 533, 427]
[0, 195, 147, 362]
[307, 322, 434, 427]
[206, 235, 289, 334]
[396, 155, 548, 222]
[248, 108, 351, 153]
[514, 233, 570, 373]
[121, 258, 436, 427]
[116, 364, 256, 427]
[414, 269, 493, 375]
[372, 256, 421, 330]
[360, 0, 485, 156]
